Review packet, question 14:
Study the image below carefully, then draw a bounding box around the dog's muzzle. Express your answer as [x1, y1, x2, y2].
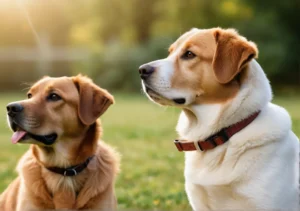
[7, 103, 24, 118]
[7, 102, 58, 145]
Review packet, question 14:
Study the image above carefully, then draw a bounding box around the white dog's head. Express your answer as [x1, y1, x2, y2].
[139, 28, 258, 107]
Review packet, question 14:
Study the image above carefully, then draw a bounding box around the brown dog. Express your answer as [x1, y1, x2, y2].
[0, 75, 119, 211]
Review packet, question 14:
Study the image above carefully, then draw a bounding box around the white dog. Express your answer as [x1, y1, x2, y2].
[139, 27, 299, 210]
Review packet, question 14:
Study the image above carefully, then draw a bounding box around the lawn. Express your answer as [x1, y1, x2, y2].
[0, 92, 299, 210]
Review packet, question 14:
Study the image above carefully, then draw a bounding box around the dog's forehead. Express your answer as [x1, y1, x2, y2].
[169, 28, 202, 51]
[29, 77, 76, 93]
[169, 28, 216, 57]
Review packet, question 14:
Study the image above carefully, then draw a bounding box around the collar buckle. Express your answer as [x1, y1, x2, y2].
[63, 168, 78, 176]
[219, 129, 229, 142]
[174, 140, 183, 151]
[46, 155, 94, 177]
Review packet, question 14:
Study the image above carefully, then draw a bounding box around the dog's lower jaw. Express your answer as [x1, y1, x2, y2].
[32, 122, 100, 169]
[177, 104, 223, 142]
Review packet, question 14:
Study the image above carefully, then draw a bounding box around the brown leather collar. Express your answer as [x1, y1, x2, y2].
[46, 156, 94, 176]
[174, 111, 260, 152]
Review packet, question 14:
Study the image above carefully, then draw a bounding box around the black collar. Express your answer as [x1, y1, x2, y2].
[46, 156, 95, 176]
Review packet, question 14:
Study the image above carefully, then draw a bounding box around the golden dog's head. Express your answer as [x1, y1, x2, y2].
[6, 75, 114, 146]
[139, 28, 258, 106]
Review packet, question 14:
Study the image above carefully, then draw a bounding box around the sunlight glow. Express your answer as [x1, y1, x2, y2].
[16, 0, 42, 46]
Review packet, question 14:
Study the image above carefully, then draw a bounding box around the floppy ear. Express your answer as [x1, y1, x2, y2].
[72, 75, 114, 125]
[212, 28, 258, 84]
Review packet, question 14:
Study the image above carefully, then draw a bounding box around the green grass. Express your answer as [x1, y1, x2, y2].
[0, 92, 299, 210]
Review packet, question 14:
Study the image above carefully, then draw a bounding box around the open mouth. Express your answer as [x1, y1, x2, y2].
[145, 86, 186, 105]
[145, 86, 164, 101]
[11, 122, 57, 145]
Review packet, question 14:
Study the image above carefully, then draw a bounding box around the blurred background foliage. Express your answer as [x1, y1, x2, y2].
[0, 0, 299, 92]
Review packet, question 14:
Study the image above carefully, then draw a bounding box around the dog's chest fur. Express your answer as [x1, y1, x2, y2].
[17, 150, 88, 209]
[176, 61, 299, 210]
[181, 105, 299, 210]
[43, 169, 87, 199]
[46, 175, 85, 209]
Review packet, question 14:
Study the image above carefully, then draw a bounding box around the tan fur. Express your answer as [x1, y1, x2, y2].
[212, 28, 258, 84]
[0, 75, 119, 211]
[169, 28, 248, 104]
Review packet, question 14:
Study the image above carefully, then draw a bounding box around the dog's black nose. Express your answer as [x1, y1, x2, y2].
[139, 65, 155, 80]
[6, 103, 24, 117]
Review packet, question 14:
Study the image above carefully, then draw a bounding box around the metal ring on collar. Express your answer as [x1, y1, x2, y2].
[63, 169, 78, 176]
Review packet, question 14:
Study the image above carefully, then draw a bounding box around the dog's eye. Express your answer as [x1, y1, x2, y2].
[182, 51, 196, 60]
[27, 93, 32, 99]
[47, 93, 62, 102]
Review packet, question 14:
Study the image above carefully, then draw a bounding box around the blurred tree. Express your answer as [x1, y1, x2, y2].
[1, 0, 299, 91]
[0, 0, 73, 46]
[0, 1, 35, 46]
[71, 0, 300, 90]
[132, 0, 158, 43]
[242, 0, 300, 83]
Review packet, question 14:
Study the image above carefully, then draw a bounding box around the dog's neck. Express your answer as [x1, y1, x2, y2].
[176, 60, 272, 141]
[32, 121, 100, 168]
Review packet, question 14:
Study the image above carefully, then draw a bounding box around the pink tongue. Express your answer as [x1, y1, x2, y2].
[11, 131, 27, 144]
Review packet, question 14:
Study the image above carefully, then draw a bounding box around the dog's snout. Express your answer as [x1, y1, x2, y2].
[139, 64, 155, 80]
[7, 103, 24, 117]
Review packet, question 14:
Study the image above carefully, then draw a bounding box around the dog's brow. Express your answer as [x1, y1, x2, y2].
[45, 84, 57, 92]
[184, 42, 192, 49]
[168, 45, 174, 53]
[28, 86, 37, 95]
[46, 86, 53, 91]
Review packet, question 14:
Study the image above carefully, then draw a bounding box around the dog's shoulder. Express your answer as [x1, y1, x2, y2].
[95, 140, 120, 175]
[0, 176, 20, 211]
[75, 140, 120, 209]
[16, 149, 39, 175]
[230, 102, 292, 148]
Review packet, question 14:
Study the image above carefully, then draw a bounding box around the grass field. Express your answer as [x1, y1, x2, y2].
[0, 92, 299, 210]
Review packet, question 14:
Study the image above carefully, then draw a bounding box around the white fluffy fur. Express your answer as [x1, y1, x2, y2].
[176, 60, 300, 210]
[141, 27, 299, 209]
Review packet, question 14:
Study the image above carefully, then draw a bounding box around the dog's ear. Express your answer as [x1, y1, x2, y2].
[212, 28, 258, 84]
[72, 75, 114, 125]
